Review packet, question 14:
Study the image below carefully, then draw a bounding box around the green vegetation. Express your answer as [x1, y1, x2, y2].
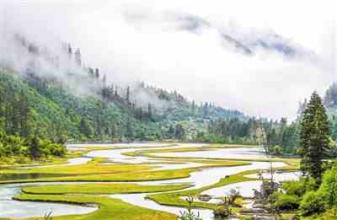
[1, 61, 336, 165]
[0, 68, 244, 145]
[0, 155, 249, 184]
[0, 71, 67, 163]
[146, 162, 297, 219]
[0, 25, 336, 220]
[299, 92, 330, 185]
[22, 183, 191, 195]
[178, 197, 202, 220]
[270, 92, 337, 219]
[0, 36, 336, 219]
[0, 139, 302, 220]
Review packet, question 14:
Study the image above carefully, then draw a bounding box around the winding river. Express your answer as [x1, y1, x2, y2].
[0, 143, 298, 219]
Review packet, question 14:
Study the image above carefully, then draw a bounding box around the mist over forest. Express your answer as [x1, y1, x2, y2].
[0, 1, 336, 220]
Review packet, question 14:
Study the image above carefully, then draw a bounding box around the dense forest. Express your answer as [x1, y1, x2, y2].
[0, 34, 336, 162]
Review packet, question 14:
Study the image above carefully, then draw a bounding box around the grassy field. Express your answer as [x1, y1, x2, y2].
[21, 183, 192, 194]
[12, 194, 177, 220]
[0, 155, 250, 184]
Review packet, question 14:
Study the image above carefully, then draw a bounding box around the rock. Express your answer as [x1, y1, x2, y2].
[239, 208, 268, 214]
[252, 215, 277, 220]
[198, 194, 212, 202]
[253, 203, 267, 209]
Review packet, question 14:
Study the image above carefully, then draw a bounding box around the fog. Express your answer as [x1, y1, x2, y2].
[0, 0, 336, 119]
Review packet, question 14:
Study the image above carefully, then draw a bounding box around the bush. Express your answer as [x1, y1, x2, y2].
[282, 178, 316, 197]
[48, 143, 66, 157]
[318, 163, 337, 209]
[272, 192, 300, 210]
[178, 197, 202, 220]
[300, 191, 326, 216]
[213, 206, 231, 219]
[271, 145, 282, 155]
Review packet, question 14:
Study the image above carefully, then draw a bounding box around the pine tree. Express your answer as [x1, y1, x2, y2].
[28, 135, 41, 160]
[126, 86, 130, 104]
[147, 103, 152, 119]
[256, 126, 267, 154]
[175, 124, 185, 140]
[125, 117, 133, 141]
[74, 48, 81, 66]
[167, 125, 175, 139]
[191, 100, 195, 114]
[79, 118, 93, 138]
[110, 123, 117, 139]
[300, 92, 330, 186]
[95, 68, 100, 79]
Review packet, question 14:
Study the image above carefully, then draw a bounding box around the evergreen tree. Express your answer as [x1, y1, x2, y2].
[175, 124, 185, 140]
[126, 86, 130, 104]
[95, 68, 100, 79]
[17, 90, 31, 137]
[28, 135, 41, 160]
[167, 125, 175, 139]
[79, 118, 93, 138]
[110, 123, 117, 139]
[74, 48, 81, 66]
[125, 117, 133, 140]
[147, 103, 152, 119]
[256, 126, 267, 153]
[203, 102, 209, 117]
[300, 92, 330, 185]
[67, 44, 72, 57]
[191, 100, 196, 114]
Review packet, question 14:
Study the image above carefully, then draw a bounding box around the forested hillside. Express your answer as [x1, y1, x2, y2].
[0, 33, 336, 163]
[0, 68, 246, 142]
[0, 33, 246, 146]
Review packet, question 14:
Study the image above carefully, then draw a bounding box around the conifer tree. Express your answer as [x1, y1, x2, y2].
[79, 118, 93, 138]
[125, 117, 133, 140]
[126, 86, 130, 104]
[300, 92, 330, 185]
[74, 48, 81, 66]
[28, 135, 41, 160]
[147, 103, 152, 119]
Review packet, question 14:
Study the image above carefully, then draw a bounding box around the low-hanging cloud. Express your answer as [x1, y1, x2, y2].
[0, 0, 336, 120]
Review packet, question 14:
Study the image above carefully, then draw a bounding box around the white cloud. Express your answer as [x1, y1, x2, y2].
[0, 0, 336, 120]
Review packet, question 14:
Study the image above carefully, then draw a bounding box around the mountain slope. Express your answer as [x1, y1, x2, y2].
[0, 66, 245, 142]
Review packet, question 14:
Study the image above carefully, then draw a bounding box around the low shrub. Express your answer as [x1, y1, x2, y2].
[272, 192, 300, 210]
[300, 191, 326, 216]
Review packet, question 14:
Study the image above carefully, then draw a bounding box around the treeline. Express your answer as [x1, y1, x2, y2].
[195, 83, 337, 155]
[203, 118, 299, 152]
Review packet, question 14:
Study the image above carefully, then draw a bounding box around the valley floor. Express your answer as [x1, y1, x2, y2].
[0, 143, 300, 220]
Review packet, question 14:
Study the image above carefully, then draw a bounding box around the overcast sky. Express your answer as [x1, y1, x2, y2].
[1, 0, 336, 120]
